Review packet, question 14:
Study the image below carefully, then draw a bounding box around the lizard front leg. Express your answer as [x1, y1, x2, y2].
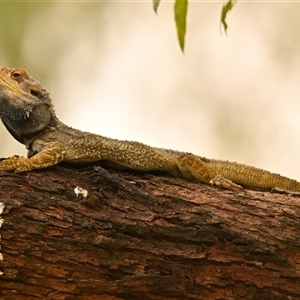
[0, 142, 66, 173]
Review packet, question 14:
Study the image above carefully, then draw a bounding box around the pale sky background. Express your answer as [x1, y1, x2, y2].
[1, 2, 300, 179]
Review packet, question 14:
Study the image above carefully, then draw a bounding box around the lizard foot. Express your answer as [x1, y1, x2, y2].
[0, 156, 30, 173]
[210, 175, 243, 190]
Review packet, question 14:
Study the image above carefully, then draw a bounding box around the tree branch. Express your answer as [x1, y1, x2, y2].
[1, 165, 300, 299]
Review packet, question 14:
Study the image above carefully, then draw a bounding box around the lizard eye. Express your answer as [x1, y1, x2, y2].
[11, 71, 21, 79]
[30, 89, 40, 97]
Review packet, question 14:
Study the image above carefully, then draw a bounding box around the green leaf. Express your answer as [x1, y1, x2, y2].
[220, 0, 236, 34]
[174, 0, 188, 52]
[153, 0, 161, 13]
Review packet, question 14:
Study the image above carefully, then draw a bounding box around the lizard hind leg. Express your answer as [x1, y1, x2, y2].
[176, 153, 213, 183]
[210, 174, 243, 190]
[176, 153, 242, 190]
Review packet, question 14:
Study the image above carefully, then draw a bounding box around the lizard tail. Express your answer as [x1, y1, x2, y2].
[208, 160, 300, 192]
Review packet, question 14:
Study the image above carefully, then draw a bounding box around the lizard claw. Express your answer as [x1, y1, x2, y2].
[0, 155, 24, 172]
[210, 175, 243, 190]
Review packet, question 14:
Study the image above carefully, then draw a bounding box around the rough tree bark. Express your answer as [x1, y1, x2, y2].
[0, 164, 300, 300]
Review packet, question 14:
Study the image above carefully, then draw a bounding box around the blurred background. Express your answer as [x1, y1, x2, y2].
[1, 2, 300, 179]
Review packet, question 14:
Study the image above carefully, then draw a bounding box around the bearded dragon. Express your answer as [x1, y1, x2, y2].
[0, 66, 299, 192]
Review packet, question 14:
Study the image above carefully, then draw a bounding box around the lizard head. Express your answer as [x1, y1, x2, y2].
[0, 67, 50, 120]
[0, 66, 57, 145]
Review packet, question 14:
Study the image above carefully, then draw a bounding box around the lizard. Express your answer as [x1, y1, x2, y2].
[0, 66, 300, 193]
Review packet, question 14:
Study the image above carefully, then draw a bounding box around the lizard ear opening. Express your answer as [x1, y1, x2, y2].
[30, 89, 39, 97]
